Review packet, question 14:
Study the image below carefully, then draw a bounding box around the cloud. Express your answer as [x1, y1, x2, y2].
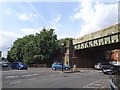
[6, 8, 14, 15]
[71, 0, 118, 37]
[0, 30, 22, 57]
[20, 28, 42, 35]
[20, 14, 62, 38]
[18, 13, 30, 21]
[18, 13, 38, 21]
[49, 14, 62, 30]
[0, 27, 42, 57]
[6, 8, 38, 21]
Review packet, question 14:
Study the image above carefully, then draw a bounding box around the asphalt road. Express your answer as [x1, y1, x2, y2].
[2, 68, 110, 89]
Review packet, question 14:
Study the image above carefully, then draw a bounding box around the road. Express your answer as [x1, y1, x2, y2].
[2, 68, 110, 89]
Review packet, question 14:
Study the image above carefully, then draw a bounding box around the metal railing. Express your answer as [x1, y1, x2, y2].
[74, 32, 120, 50]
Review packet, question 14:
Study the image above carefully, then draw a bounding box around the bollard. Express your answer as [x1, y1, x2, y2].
[73, 65, 77, 71]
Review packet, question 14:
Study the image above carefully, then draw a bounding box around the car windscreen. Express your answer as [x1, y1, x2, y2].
[19, 62, 24, 65]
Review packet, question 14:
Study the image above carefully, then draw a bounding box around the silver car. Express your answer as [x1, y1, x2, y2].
[94, 62, 110, 70]
[0, 60, 10, 70]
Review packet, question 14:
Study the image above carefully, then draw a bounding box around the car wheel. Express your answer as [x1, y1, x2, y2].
[52, 67, 56, 70]
[65, 67, 69, 70]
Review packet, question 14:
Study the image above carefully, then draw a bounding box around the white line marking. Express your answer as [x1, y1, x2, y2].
[83, 79, 103, 88]
[6, 74, 38, 79]
[6, 76, 15, 78]
[92, 84, 102, 86]
[22, 74, 38, 77]
[6, 76, 18, 78]
[101, 85, 109, 88]
[28, 78, 37, 81]
[28, 78, 32, 80]
[10, 81, 22, 85]
[86, 86, 100, 88]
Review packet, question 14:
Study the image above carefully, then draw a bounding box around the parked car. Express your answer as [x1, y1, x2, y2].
[94, 62, 111, 70]
[0, 60, 9, 67]
[51, 62, 70, 70]
[102, 64, 120, 75]
[101, 65, 113, 74]
[0, 60, 10, 70]
[11, 62, 28, 70]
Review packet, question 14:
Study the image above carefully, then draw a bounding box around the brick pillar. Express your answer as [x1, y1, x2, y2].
[64, 40, 73, 67]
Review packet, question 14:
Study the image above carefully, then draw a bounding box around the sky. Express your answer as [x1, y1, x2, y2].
[0, 0, 119, 57]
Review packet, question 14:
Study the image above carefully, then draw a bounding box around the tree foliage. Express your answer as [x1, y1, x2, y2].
[8, 28, 74, 66]
[58, 38, 74, 46]
[8, 28, 59, 66]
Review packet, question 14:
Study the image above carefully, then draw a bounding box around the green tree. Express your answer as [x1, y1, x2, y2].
[8, 38, 23, 62]
[36, 28, 58, 65]
[8, 28, 74, 66]
[58, 38, 74, 46]
[8, 28, 59, 66]
[8, 34, 36, 63]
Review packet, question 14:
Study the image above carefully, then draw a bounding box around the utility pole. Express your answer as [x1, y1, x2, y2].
[61, 43, 64, 72]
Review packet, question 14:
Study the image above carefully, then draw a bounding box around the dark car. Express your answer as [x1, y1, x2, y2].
[51, 63, 70, 70]
[102, 64, 120, 75]
[11, 62, 28, 70]
[101, 65, 113, 74]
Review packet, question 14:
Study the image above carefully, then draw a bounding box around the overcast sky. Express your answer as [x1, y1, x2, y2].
[0, 0, 119, 57]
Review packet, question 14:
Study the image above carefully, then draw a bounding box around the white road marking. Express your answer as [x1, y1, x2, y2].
[28, 78, 37, 81]
[93, 84, 102, 86]
[21, 74, 38, 77]
[86, 86, 100, 88]
[6, 76, 18, 78]
[83, 79, 109, 88]
[10, 75, 38, 85]
[10, 81, 22, 85]
[83, 79, 103, 88]
[101, 84, 109, 88]
[28, 78, 32, 80]
[6, 73, 38, 79]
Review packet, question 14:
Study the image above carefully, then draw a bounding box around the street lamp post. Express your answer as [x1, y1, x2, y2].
[61, 43, 64, 72]
[62, 59, 64, 72]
